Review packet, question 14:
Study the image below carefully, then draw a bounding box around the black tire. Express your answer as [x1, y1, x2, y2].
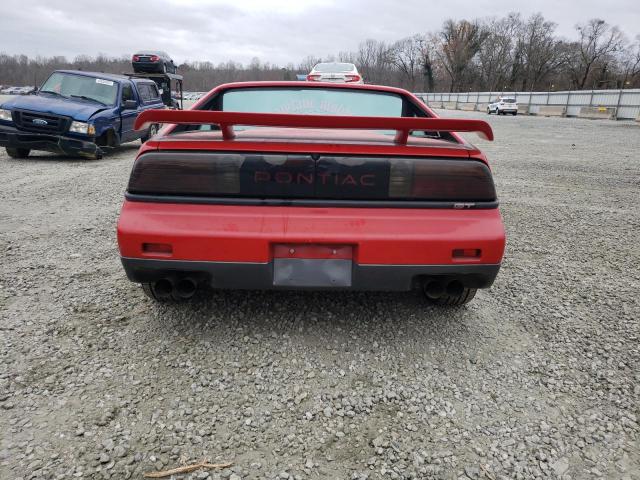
[6, 147, 30, 158]
[424, 283, 477, 306]
[141, 124, 159, 143]
[95, 129, 117, 157]
[513, 112, 518, 116]
[487, 108, 491, 115]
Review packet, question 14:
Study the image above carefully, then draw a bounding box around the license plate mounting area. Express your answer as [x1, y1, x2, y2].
[272, 244, 353, 287]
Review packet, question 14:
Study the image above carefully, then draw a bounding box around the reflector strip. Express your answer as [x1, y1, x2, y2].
[142, 243, 173, 255]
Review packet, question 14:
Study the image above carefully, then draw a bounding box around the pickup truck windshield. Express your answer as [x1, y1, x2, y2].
[40, 72, 118, 106]
[221, 88, 402, 117]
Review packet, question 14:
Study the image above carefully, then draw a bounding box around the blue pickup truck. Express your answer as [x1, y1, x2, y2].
[0, 70, 165, 159]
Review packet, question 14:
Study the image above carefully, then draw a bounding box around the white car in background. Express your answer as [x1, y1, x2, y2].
[487, 97, 518, 115]
[306, 62, 363, 84]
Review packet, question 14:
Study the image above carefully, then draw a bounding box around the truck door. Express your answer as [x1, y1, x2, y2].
[119, 82, 139, 143]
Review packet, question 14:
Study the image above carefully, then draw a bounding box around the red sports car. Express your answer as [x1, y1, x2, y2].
[117, 82, 505, 305]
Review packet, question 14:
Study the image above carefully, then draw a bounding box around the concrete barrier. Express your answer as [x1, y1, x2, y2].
[517, 105, 530, 115]
[426, 101, 443, 109]
[636, 113, 640, 123]
[537, 106, 566, 117]
[443, 102, 457, 109]
[577, 106, 616, 120]
[458, 103, 476, 111]
[477, 103, 489, 112]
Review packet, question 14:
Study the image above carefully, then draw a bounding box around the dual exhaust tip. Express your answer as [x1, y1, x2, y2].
[423, 279, 465, 299]
[154, 277, 198, 300]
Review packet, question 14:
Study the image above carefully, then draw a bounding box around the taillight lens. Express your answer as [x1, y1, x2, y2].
[128, 153, 496, 202]
[150, 55, 160, 62]
[129, 152, 243, 195]
[306, 74, 321, 81]
[132, 55, 140, 62]
[388, 159, 496, 201]
[345, 74, 361, 83]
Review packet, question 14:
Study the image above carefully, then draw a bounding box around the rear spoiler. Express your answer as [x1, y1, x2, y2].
[134, 110, 493, 143]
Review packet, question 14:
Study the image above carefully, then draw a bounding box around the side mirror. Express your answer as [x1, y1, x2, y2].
[122, 99, 137, 110]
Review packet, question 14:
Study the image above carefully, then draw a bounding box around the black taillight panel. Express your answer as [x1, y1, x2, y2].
[129, 152, 244, 195]
[128, 152, 496, 202]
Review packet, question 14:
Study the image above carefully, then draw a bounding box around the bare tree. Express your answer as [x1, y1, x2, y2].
[389, 35, 430, 91]
[568, 19, 626, 89]
[356, 39, 392, 84]
[298, 55, 322, 73]
[436, 20, 488, 92]
[618, 35, 640, 87]
[511, 13, 563, 90]
[478, 13, 521, 91]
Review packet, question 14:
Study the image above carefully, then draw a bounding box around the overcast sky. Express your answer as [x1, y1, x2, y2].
[1, 0, 638, 65]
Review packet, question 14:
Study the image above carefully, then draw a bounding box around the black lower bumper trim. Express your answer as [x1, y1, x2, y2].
[0, 126, 100, 157]
[120, 257, 501, 291]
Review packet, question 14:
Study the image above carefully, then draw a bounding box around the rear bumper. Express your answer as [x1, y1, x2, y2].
[132, 62, 163, 73]
[117, 201, 506, 290]
[121, 257, 500, 291]
[0, 125, 100, 157]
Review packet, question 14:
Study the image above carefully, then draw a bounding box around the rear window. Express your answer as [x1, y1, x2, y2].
[502, 98, 516, 103]
[221, 88, 402, 117]
[313, 63, 355, 73]
[138, 84, 160, 103]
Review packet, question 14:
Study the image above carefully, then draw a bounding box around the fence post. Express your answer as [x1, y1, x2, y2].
[614, 89, 623, 120]
[528, 91, 532, 113]
[589, 90, 594, 107]
[565, 90, 571, 115]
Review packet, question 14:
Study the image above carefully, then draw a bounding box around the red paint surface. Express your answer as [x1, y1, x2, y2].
[135, 110, 493, 142]
[118, 201, 505, 265]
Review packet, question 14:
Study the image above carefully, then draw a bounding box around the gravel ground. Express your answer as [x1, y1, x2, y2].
[1, 112, 639, 480]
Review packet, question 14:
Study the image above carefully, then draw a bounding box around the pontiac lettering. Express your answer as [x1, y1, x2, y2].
[254, 171, 376, 187]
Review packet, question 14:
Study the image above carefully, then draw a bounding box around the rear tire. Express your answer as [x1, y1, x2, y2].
[6, 147, 30, 159]
[424, 284, 477, 306]
[487, 108, 491, 114]
[141, 124, 159, 143]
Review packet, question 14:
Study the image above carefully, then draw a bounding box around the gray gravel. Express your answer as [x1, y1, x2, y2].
[1, 112, 639, 480]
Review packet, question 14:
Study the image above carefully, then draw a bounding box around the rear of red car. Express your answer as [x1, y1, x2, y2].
[117, 82, 505, 305]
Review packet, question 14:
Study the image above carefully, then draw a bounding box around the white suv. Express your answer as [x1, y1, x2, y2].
[487, 97, 518, 115]
[306, 62, 363, 84]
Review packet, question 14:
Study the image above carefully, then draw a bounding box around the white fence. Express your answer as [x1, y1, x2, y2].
[417, 89, 640, 120]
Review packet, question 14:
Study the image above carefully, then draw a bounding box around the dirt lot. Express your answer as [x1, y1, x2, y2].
[1, 112, 639, 480]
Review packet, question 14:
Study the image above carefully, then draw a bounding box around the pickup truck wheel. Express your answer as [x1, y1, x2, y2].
[141, 124, 159, 143]
[6, 147, 30, 159]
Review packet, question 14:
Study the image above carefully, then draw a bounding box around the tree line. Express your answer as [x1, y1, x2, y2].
[1, 13, 638, 93]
